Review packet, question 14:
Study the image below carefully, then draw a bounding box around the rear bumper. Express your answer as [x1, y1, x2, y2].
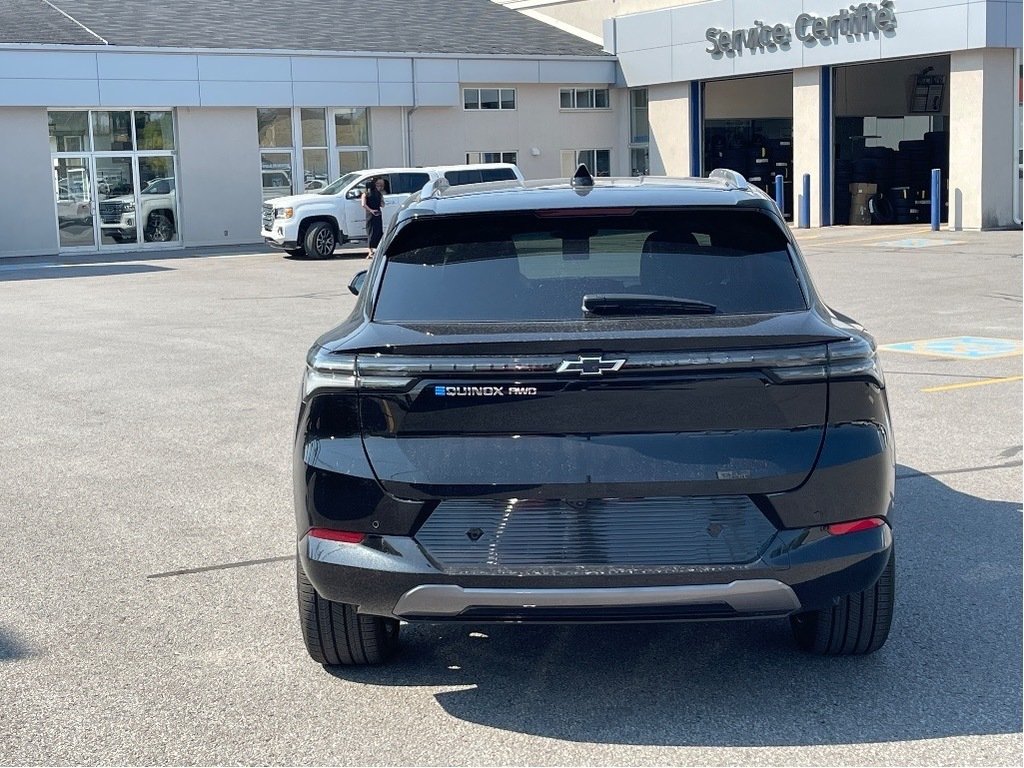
[299, 523, 892, 622]
[392, 581, 800, 620]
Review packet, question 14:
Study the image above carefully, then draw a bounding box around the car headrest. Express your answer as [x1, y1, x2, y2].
[641, 230, 700, 254]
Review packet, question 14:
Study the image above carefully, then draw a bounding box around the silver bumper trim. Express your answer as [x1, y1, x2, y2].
[392, 579, 800, 618]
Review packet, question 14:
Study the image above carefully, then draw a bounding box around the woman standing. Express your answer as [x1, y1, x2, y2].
[361, 176, 386, 259]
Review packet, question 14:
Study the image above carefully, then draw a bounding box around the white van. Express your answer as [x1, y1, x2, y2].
[261, 163, 524, 258]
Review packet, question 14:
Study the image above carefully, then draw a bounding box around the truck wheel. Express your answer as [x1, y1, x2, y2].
[297, 558, 400, 665]
[790, 549, 895, 655]
[145, 212, 175, 242]
[304, 222, 336, 259]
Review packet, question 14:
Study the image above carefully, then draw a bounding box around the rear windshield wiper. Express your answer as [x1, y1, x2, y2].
[582, 293, 717, 316]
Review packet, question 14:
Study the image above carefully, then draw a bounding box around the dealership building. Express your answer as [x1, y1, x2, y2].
[0, 0, 1020, 259]
[512, 0, 1022, 229]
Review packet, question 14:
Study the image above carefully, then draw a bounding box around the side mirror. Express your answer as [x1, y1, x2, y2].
[348, 270, 368, 296]
[345, 188, 362, 200]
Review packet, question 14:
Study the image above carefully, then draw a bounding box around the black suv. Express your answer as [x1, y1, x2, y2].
[294, 167, 895, 665]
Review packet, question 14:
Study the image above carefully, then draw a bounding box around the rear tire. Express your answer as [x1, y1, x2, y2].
[296, 558, 400, 665]
[790, 549, 895, 655]
[303, 222, 336, 259]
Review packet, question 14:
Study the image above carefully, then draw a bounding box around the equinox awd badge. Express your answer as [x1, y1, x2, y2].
[556, 356, 627, 376]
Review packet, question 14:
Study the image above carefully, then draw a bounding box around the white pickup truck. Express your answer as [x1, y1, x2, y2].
[99, 177, 177, 243]
[261, 163, 523, 258]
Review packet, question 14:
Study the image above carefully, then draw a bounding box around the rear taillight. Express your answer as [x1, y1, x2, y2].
[308, 528, 366, 544]
[302, 348, 413, 398]
[827, 517, 886, 535]
[827, 335, 885, 387]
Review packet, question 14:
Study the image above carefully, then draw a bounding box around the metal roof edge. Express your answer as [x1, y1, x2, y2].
[0, 42, 615, 60]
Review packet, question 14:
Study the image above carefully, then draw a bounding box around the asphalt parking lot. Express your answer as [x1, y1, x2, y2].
[0, 226, 1021, 766]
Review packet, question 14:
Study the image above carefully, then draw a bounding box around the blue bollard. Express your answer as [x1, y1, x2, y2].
[930, 168, 941, 231]
[800, 174, 811, 228]
[775, 174, 785, 214]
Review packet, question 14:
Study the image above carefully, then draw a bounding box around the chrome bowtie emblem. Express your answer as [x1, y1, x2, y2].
[556, 356, 626, 376]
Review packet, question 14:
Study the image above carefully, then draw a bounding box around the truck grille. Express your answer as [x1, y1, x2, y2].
[99, 201, 124, 224]
[262, 203, 273, 231]
[415, 496, 777, 573]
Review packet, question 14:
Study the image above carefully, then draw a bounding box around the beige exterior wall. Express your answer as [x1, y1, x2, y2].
[647, 82, 691, 176]
[176, 107, 262, 247]
[368, 108, 407, 168]
[792, 67, 824, 228]
[0, 108, 59, 258]
[948, 48, 1017, 230]
[408, 83, 624, 178]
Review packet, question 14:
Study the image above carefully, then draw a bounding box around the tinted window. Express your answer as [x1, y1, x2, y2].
[391, 172, 431, 194]
[374, 209, 806, 322]
[444, 170, 482, 186]
[481, 168, 516, 182]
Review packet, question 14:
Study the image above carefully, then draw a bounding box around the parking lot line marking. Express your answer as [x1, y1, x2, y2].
[922, 375, 1024, 393]
[799, 232, 935, 249]
[872, 238, 966, 249]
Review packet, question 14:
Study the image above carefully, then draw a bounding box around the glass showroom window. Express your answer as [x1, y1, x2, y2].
[48, 109, 180, 250]
[465, 151, 518, 164]
[258, 107, 371, 199]
[629, 88, 650, 176]
[301, 108, 330, 191]
[258, 108, 295, 201]
[334, 108, 370, 175]
[560, 148, 611, 177]
[464, 88, 516, 110]
[559, 88, 610, 110]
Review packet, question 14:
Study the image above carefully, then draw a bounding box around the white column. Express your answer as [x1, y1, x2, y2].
[792, 67, 824, 228]
[647, 81, 691, 177]
[948, 48, 1017, 230]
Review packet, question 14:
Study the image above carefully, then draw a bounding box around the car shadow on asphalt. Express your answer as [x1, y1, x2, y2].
[327, 465, 1023, 747]
[0, 264, 173, 282]
[0, 625, 35, 662]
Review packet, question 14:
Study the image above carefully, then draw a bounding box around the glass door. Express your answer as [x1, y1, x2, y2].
[53, 156, 96, 249]
[94, 156, 138, 246]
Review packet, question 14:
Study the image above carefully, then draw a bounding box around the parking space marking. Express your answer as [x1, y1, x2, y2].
[922, 375, 1024, 393]
[795, 229, 934, 249]
[879, 336, 1023, 360]
[873, 238, 965, 249]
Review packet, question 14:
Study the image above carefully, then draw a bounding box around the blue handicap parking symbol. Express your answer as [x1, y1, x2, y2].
[879, 336, 1023, 360]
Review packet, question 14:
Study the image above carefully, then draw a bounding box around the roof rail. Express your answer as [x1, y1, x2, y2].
[709, 168, 749, 191]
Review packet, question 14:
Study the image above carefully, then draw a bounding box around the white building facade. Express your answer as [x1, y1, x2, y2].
[502, 0, 1023, 229]
[1, 0, 1020, 262]
[0, 47, 620, 258]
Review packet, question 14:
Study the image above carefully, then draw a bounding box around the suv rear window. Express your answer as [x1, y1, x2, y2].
[373, 209, 806, 322]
